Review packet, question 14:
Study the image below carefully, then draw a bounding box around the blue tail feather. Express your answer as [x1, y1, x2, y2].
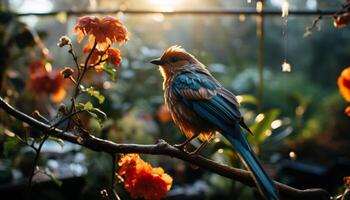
[223, 125, 279, 200]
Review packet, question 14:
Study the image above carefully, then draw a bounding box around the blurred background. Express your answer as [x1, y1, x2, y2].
[0, 0, 350, 199]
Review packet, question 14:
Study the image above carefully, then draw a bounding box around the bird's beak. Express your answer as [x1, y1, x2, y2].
[150, 58, 164, 66]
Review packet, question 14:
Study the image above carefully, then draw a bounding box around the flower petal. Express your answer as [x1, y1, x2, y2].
[338, 67, 350, 102]
[118, 154, 173, 200]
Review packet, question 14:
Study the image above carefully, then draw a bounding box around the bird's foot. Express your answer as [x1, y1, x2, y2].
[188, 141, 208, 156]
[174, 143, 187, 151]
[187, 146, 203, 156]
[188, 150, 200, 156]
[174, 135, 197, 152]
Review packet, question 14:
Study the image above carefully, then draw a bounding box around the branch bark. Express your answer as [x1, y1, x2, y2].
[0, 97, 331, 200]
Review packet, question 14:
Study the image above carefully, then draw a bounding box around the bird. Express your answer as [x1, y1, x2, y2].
[150, 46, 279, 200]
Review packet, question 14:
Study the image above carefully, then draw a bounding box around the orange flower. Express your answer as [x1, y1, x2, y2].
[82, 44, 107, 71]
[28, 60, 66, 103]
[118, 154, 173, 200]
[157, 104, 173, 123]
[338, 67, 350, 102]
[83, 45, 122, 71]
[345, 176, 350, 187]
[83, 44, 102, 64]
[74, 16, 128, 50]
[107, 48, 122, 68]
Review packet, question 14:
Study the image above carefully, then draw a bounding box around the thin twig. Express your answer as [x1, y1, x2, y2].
[32, 110, 51, 124]
[304, 15, 323, 37]
[0, 96, 331, 200]
[49, 109, 85, 129]
[27, 134, 49, 193]
[65, 40, 98, 131]
[304, 2, 350, 37]
[334, 2, 350, 16]
[89, 45, 110, 69]
[80, 40, 98, 87]
[90, 58, 108, 69]
[110, 154, 120, 200]
[69, 76, 78, 86]
[68, 43, 81, 75]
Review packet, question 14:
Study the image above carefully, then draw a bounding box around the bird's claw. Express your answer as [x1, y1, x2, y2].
[174, 135, 197, 152]
[174, 144, 200, 156]
[188, 151, 199, 156]
[174, 143, 187, 151]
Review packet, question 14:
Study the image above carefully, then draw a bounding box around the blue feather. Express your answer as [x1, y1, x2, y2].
[172, 71, 279, 200]
[223, 126, 279, 200]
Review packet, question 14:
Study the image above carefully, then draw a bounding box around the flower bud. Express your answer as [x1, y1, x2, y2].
[57, 35, 72, 47]
[60, 67, 74, 78]
[100, 189, 108, 198]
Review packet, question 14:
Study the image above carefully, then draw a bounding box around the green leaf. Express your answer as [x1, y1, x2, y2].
[76, 101, 93, 110]
[87, 108, 108, 122]
[0, 125, 16, 137]
[238, 95, 258, 105]
[103, 64, 117, 81]
[84, 87, 105, 104]
[92, 108, 107, 121]
[84, 101, 94, 110]
[3, 137, 21, 157]
[76, 102, 107, 123]
[250, 109, 280, 143]
[48, 136, 64, 148]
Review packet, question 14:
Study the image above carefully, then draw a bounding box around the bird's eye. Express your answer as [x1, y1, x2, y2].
[170, 57, 178, 63]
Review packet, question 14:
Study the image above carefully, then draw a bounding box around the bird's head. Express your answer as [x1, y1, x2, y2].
[150, 46, 200, 79]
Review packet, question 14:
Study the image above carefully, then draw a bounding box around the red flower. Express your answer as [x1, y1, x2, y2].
[118, 154, 173, 200]
[74, 16, 128, 50]
[338, 67, 350, 102]
[28, 60, 66, 103]
[333, 12, 350, 28]
[107, 48, 122, 68]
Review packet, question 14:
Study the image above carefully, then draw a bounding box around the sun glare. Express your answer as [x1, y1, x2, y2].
[10, 0, 54, 13]
[148, 0, 184, 12]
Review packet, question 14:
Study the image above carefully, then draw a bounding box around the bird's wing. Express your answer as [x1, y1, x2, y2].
[172, 72, 242, 127]
[218, 86, 253, 135]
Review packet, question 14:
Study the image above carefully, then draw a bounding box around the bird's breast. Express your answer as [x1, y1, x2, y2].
[164, 83, 216, 141]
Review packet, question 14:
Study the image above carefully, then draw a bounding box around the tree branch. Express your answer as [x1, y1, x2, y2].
[0, 97, 331, 200]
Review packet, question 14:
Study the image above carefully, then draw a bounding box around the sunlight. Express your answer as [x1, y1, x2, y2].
[282, 0, 289, 17]
[148, 0, 184, 12]
[256, 1, 263, 13]
[271, 120, 282, 129]
[10, 0, 54, 13]
[255, 113, 265, 123]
